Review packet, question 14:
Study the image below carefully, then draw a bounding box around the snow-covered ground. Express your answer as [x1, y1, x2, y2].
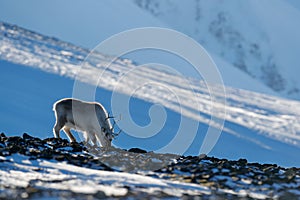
[133, 0, 300, 100]
[0, 22, 300, 167]
[0, 154, 210, 198]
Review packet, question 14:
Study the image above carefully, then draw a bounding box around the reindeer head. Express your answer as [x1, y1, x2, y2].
[103, 113, 122, 147]
[101, 126, 113, 147]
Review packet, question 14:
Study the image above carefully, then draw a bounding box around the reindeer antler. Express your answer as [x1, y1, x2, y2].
[105, 112, 115, 120]
[112, 129, 122, 139]
[112, 116, 122, 138]
[106, 112, 122, 139]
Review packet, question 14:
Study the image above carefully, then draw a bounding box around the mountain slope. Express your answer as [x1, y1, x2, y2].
[0, 22, 300, 167]
[0, 0, 167, 48]
[133, 0, 300, 100]
[0, 0, 284, 97]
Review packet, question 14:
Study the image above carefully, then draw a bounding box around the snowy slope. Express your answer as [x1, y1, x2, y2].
[133, 0, 300, 100]
[0, 22, 300, 167]
[0, 0, 167, 48]
[0, 0, 287, 97]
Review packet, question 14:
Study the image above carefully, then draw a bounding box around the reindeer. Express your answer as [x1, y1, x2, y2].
[53, 98, 120, 147]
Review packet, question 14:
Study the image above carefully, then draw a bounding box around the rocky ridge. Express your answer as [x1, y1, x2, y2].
[0, 133, 299, 199]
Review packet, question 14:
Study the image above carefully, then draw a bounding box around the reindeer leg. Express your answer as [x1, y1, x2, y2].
[53, 121, 63, 138]
[95, 131, 109, 148]
[63, 126, 76, 142]
[89, 133, 97, 146]
[84, 131, 97, 146]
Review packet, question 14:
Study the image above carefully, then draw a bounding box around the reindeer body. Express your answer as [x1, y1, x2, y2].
[53, 98, 113, 147]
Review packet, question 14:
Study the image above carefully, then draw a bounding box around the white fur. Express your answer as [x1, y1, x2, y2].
[53, 98, 113, 147]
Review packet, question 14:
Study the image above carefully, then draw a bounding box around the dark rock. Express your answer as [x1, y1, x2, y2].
[238, 158, 247, 166]
[0, 133, 6, 137]
[0, 133, 7, 142]
[70, 142, 84, 152]
[54, 155, 65, 161]
[6, 136, 24, 146]
[284, 168, 297, 180]
[128, 148, 147, 153]
[23, 133, 35, 140]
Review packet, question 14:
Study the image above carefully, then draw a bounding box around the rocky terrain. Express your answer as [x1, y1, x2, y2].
[0, 133, 299, 199]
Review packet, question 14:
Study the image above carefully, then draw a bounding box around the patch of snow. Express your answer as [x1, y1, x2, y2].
[0, 155, 211, 197]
